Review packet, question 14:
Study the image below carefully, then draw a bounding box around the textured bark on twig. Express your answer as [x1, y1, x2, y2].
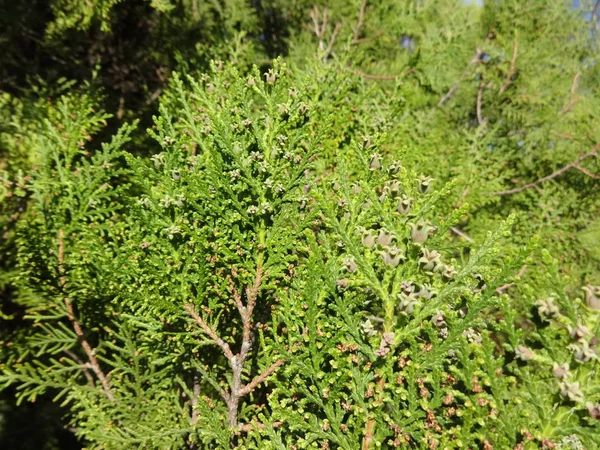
[499, 39, 518, 94]
[451, 227, 474, 243]
[63, 349, 95, 388]
[185, 265, 285, 434]
[361, 376, 385, 450]
[353, 0, 368, 43]
[191, 373, 201, 425]
[561, 73, 581, 114]
[492, 147, 599, 196]
[323, 23, 342, 63]
[349, 67, 415, 80]
[310, 7, 341, 63]
[495, 265, 528, 294]
[58, 230, 114, 401]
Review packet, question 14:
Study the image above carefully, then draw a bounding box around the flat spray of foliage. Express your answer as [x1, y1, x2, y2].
[0, 59, 598, 449]
[1, 0, 600, 449]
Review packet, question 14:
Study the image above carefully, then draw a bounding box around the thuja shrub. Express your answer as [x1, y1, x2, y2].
[1, 61, 599, 449]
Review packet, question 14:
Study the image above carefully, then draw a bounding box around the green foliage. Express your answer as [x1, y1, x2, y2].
[1, 0, 600, 448]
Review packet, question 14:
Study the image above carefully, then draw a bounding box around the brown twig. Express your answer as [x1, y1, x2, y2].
[323, 23, 342, 63]
[191, 0, 199, 21]
[310, 7, 328, 51]
[552, 131, 575, 140]
[239, 359, 285, 397]
[499, 39, 518, 94]
[574, 164, 600, 179]
[451, 227, 474, 243]
[310, 7, 341, 63]
[352, 31, 383, 45]
[146, 88, 163, 105]
[58, 230, 114, 401]
[438, 84, 459, 108]
[437, 49, 482, 108]
[184, 303, 234, 360]
[362, 375, 385, 450]
[117, 97, 125, 120]
[238, 421, 283, 433]
[353, 0, 368, 43]
[350, 67, 415, 80]
[561, 73, 581, 114]
[454, 187, 470, 208]
[492, 147, 599, 195]
[185, 265, 285, 431]
[495, 265, 528, 294]
[191, 373, 201, 425]
[63, 349, 94, 388]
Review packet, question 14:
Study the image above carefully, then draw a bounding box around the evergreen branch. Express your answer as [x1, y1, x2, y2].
[58, 230, 114, 401]
[573, 164, 600, 180]
[239, 359, 285, 397]
[492, 147, 599, 195]
[194, 363, 230, 404]
[561, 73, 581, 114]
[323, 23, 342, 63]
[499, 39, 519, 94]
[348, 67, 414, 80]
[238, 420, 283, 433]
[350, 0, 383, 45]
[352, 0, 368, 44]
[191, 373, 201, 425]
[63, 349, 95, 388]
[187, 266, 278, 431]
[183, 303, 235, 360]
[437, 48, 482, 108]
[450, 227, 474, 243]
[310, 6, 341, 62]
[352, 31, 383, 45]
[495, 265, 528, 294]
[310, 6, 328, 50]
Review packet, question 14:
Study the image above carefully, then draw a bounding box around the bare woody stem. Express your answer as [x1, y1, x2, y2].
[495, 265, 528, 294]
[353, 0, 368, 43]
[58, 230, 114, 401]
[499, 39, 518, 94]
[436, 49, 482, 109]
[323, 23, 342, 63]
[361, 375, 385, 450]
[191, 373, 201, 425]
[238, 420, 283, 433]
[184, 264, 285, 432]
[310, 7, 341, 63]
[363, 307, 393, 449]
[492, 147, 599, 196]
[561, 73, 581, 115]
[63, 349, 94, 388]
[348, 67, 414, 81]
[184, 304, 234, 360]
